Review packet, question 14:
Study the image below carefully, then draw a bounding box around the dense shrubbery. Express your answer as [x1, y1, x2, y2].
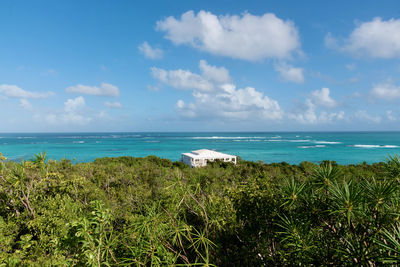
[1, 151, 400, 266]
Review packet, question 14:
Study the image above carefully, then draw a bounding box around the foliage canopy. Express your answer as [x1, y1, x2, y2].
[0, 153, 400, 265]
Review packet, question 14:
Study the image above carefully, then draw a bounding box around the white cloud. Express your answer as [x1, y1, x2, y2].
[138, 41, 164, 59]
[66, 83, 119, 97]
[288, 99, 344, 124]
[19, 99, 33, 110]
[310, 88, 337, 108]
[0, 84, 53, 99]
[274, 62, 304, 83]
[198, 59, 231, 84]
[287, 88, 343, 124]
[370, 82, 400, 101]
[44, 96, 92, 125]
[104, 101, 122, 108]
[151, 67, 213, 92]
[176, 85, 283, 120]
[354, 110, 381, 123]
[151, 60, 230, 92]
[34, 96, 95, 126]
[387, 110, 397, 121]
[157, 10, 301, 61]
[64, 96, 85, 113]
[328, 17, 400, 58]
[153, 60, 282, 120]
[176, 99, 185, 109]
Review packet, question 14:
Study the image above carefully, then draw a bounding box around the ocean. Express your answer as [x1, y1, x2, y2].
[0, 132, 400, 165]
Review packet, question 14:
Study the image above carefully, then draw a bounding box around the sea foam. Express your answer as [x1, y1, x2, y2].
[298, 145, 326, 149]
[191, 136, 265, 140]
[314, 141, 342, 144]
[350, 144, 399, 148]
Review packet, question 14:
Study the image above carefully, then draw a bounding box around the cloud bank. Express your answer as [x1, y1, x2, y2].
[152, 60, 283, 120]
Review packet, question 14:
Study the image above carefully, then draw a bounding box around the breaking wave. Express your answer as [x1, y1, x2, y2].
[298, 145, 326, 149]
[190, 136, 266, 140]
[314, 141, 342, 144]
[349, 144, 399, 148]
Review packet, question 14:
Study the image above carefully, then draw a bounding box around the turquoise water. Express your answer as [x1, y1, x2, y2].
[0, 132, 400, 165]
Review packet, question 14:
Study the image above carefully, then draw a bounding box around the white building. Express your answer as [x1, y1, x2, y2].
[181, 149, 237, 167]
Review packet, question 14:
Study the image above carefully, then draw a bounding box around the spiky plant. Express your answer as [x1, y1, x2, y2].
[312, 162, 341, 189]
[386, 154, 400, 179]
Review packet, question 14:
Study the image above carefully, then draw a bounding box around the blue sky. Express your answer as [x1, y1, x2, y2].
[1, 0, 400, 132]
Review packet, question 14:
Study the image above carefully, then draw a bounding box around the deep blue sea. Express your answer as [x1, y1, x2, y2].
[1, 132, 400, 165]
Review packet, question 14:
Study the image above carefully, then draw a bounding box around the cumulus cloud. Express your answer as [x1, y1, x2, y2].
[42, 96, 91, 125]
[104, 101, 122, 108]
[151, 60, 230, 92]
[151, 67, 212, 92]
[310, 88, 337, 108]
[157, 10, 301, 61]
[66, 83, 119, 97]
[62, 97, 91, 125]
[198, 59, 231, 84]
[288, 99, 344, 124]
[64, 96, 85, 113]
[287, 88, 343, 124]
[354, 110, 381, 123]
[152, 61, 349, 125]
[152, 60, 282, 120]
[274, 62, 304, 83]
[0, 84, 53, 99]
[138, 41, 164, 59]
[327, 17, 400, 58]
[370, 82, 400, 101]
[176, 85, 283, 120]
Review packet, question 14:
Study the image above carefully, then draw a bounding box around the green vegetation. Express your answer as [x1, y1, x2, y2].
[1, 152, 400, 266]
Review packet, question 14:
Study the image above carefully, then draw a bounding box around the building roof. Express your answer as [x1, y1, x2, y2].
[182, 149, 236, 159]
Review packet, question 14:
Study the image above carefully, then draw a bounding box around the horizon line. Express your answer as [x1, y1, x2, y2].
[1, 130, 400, 134]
